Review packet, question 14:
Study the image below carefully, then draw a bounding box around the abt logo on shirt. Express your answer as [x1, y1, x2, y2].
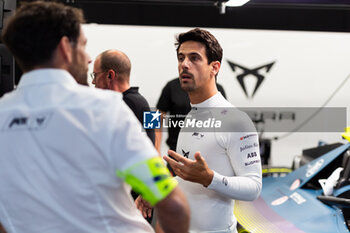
[143, 111, 161, 129]
[3, 113, 52, 131]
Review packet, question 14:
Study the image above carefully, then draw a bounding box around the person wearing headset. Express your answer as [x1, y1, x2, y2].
[92, 49, 155, 145]
[92, 50, 156, 223]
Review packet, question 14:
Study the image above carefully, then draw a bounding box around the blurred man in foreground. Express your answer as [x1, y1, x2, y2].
[0, 2, 189, 233]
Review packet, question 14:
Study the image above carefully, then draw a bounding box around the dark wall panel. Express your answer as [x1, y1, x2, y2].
[66, 1, 350, 32]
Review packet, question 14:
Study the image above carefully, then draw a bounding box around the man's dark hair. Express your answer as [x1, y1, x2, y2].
[175, 28, 223, 64]
[2, 1, 85, 72]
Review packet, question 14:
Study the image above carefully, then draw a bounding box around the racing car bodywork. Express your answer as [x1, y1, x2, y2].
[235, 142, 350, 233]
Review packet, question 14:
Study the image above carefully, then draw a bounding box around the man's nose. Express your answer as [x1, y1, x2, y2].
[87, 54, 92, 64]
[181, 57, 190, 70]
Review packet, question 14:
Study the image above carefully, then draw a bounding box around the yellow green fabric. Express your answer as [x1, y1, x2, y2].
[342, 127, 350, 143]
[116, 156, 177, 206]
[262, 167, 292, 174]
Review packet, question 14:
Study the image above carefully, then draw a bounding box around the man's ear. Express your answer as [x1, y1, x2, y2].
[58, 36, 73, 63]
[210, 61, 221, 77]
[108, 69, 116, 80]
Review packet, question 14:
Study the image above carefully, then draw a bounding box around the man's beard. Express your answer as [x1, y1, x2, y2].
[180, 79, 196, 92]
[70, 67, 88, 86]
[181, 84, 195, 92]
[179, 71, 196, 92]
[69, 52, 88, 86]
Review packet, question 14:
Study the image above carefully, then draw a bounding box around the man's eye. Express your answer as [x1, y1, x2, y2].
[191, 56, 199, 61]
[178, 57, 184, 62]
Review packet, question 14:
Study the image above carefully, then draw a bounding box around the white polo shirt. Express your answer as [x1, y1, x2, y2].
[0, 69, 158, 233]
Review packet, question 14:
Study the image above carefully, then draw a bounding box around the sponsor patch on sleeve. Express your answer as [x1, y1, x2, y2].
[239, 133, 261, 166]
[116, 156, 177, 206]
